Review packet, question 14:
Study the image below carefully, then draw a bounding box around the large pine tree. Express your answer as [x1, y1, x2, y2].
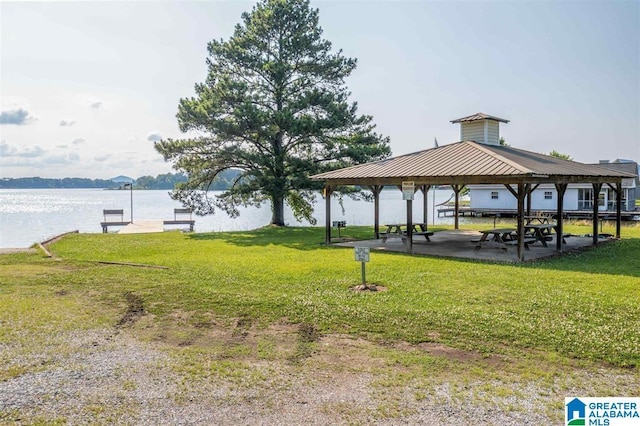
[155, 0, 390, 225]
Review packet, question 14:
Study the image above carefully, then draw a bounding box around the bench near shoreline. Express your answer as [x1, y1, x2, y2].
[101, 208, 195, 233]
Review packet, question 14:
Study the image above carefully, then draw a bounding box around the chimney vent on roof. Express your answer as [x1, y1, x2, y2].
[450, 113, 509, 146]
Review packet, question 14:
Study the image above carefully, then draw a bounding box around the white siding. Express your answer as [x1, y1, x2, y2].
[563, 189, 579, 210]
[469, 185, 516, 209]
[469, 185, 586, 211]
[487, 121, 500, 145]
[529, 188, 557, 210]
[460, 120, 501, 145]
[460, 121, 484, 143]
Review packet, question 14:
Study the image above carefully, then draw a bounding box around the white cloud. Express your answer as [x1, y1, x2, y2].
[147, 133, 163, 142]
[59, 119, 75, 126]
[71, 138, 85, 145]
[0, 141, 80, 168]
[90, 101, 103, 109]
[0, 109, 36, 125]
[94, 154, 112, 162]
[0, 141, 45, 158]
[45, 152, 80, 164]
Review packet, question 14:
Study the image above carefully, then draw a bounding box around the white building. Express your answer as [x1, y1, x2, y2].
[454, 114, 640, 213]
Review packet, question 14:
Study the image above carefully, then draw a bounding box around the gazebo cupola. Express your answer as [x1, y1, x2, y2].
[450, 112, 509, 146]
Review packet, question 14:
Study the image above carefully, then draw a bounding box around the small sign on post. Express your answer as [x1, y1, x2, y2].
[354, 246, 370, 262]
[402, 181, 415, 201]
[354, 247, 370, 286]
[332, 220, 346, 238]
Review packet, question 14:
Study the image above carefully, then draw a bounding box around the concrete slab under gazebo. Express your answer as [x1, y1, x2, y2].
[311, 113, 636, 262]
[332, 229, 603, 263]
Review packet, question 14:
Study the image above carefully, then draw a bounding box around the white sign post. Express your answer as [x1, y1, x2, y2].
[402, 181, 415, 201]
[354, 247, 370, 286]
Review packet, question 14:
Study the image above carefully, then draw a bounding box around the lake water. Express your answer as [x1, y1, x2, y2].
[0, 188, 456, 248]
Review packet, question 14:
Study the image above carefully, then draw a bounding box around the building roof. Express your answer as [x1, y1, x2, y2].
[450, 113, 510, 124]
[591, 161, 639, 187]
[311, 141, 635, 186]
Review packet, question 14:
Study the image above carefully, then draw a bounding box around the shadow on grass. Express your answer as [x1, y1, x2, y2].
[524, 237, 640, 278]
[187, 226, 640, 278]
[186, 226, 376, 251]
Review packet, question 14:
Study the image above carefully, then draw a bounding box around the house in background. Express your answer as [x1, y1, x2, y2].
[458, 114, 640, 214]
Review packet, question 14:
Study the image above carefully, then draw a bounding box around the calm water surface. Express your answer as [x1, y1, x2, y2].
[0, 188, 455, 248]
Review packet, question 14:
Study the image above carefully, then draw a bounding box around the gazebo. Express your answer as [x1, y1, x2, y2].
[311, 113, 635, 262]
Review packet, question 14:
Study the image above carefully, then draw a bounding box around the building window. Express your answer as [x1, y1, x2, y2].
[578, 188, 593, 210]
[544, 191, 553, 200]
[491, 191, 499, 200]
[606, 188, 627, 210]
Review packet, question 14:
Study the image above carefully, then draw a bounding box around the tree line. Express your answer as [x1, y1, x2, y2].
[0, 170, 241, 190]
[0, 177, 117, 189]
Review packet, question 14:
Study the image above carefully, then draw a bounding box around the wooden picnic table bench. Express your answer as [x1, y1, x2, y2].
[163, 208, 195, 231]
[100, 209, 131, 233]
[503, 237, 538, 251]
[473, 228, 539, 252]
[525, 215, 553, 225]
[524, 224, 556, 247]
[381, 223, 433, 243]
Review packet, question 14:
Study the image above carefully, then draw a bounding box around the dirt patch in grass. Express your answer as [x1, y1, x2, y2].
[232, 315, 253, 338]
[350, 283, 388, 292]
[116, 292, 145, 327]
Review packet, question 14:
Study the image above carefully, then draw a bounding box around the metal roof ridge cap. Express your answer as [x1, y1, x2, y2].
[468, 142, 533, 174]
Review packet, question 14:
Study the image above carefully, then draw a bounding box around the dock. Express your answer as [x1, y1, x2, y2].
[118, 221, 164, 234]
[100, 208, 195, 234]
[437, 207, 640, 221]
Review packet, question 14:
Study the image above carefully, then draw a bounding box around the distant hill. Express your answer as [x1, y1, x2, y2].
[110, 175, 135, 184]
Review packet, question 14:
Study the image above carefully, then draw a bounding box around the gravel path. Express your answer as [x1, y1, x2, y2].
[1, 327, 637, 425]
[0, 328, 541, 425]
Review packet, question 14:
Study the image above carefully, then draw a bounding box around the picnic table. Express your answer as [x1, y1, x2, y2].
[473, 228, 539, 251]
[524, 224, 556, 247]
[525, 215, 552, 225]
[381, 223, 433, 243]
[473, 228, 516, 246]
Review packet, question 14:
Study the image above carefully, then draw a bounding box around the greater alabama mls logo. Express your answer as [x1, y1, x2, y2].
[566, 397, 640, 426]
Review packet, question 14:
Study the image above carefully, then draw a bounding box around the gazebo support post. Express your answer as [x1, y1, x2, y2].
[615, 182, 622, 239]
[526, 184, 539, 216]
[592, 183, 602, 244]
[505, 183, 527, 262]
[421, 185, 431, 229]
[607, 182, 623, 239]
[324, 185, 333, 244]
[451, 184, 464, 230]
[406, 198, 413, 253]
[555, 183, 568, 252]
[371, 185, 383, 239]
[592, 182, 602, 244]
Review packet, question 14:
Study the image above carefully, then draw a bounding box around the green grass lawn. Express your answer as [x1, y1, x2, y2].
[1, 221, 639, 423]
[4, 222, 639, 367]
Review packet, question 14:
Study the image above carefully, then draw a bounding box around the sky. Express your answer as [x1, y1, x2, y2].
[1, 0, 639, 179]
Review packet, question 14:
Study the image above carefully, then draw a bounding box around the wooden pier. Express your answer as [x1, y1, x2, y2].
[101, 208, 195, 233]
[437, 207, 640, 221]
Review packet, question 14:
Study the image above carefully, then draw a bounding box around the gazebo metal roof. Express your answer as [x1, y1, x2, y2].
[311, 141, 633, 185]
